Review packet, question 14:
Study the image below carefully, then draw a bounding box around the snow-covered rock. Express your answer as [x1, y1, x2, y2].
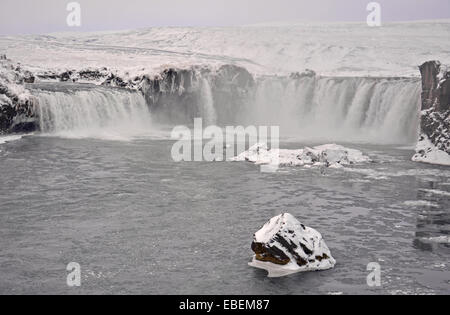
[412, 133, 450, 166]
[35, 67, 138, 88]
[249, 213, 336, 277]
[231, 143, 370, 169]
[0, 56, 38, 133]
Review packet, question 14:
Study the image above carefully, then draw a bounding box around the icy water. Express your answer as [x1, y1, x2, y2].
[0, 135, 449, 295]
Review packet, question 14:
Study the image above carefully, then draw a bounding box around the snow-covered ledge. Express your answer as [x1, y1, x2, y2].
[249, 213, 336, 277]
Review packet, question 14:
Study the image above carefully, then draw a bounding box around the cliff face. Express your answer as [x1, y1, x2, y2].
[0, 55, 255, 132]
[413, 61, 450, 165]
[139, 65, 255, 125]
[0, 56, 38, 133]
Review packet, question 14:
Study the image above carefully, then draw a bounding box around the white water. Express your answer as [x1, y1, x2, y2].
[35, 88, 153, 141]
[243, 76, 421, 144]
[31, 73, 421, 145]
[200, 78, 217, 126]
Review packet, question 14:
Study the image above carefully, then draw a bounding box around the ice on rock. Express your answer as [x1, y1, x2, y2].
[231, 143, 370, 169]
[249, 213, 336, 277]
[412, 134, 450, 166]
[0, 134, 25, 145]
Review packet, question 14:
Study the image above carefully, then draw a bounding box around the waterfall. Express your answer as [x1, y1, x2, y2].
[29, 68, 422, 145]
[34, 86, 152, 140]
[142, 67, 421, 144]
[200, 78, 217, 126]
[242, 76, 422, 144]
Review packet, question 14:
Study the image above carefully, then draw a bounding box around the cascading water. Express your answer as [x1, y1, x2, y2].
[141, 67, 421, 144]
[200, 78, 217, 126]
[29, 68, 422, 145]
[33, 85, 152, 140]
[242, 76, 422, 144]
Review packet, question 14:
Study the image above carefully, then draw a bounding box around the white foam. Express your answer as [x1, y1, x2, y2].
[403, 200, 440, 208]
[345, 167, 450, 181]
[418, 236, 450, 244]
[419, 189, 450, 197]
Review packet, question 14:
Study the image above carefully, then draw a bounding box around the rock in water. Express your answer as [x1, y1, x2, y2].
[249, 213, 336, 277]
[231, 143, 370, 169]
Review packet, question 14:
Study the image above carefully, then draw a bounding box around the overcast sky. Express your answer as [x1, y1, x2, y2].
[1, 0, 449, 35]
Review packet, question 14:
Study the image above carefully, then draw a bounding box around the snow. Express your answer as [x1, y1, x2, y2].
[412, 134, 450, 166]
[1, 21, 449, 78]
[0, 134, 26, 145]
[249, 213, 335, 277]
[0, 58, 34, 103]
[230, 143, 370, 168]
[437, 62, 448, 84]
[249, 259, 312, 278]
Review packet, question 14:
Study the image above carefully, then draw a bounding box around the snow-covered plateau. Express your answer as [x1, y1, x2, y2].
[1, 20, 450, 77]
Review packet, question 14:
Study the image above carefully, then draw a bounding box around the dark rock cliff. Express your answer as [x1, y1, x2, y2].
[413, 61, 450, 165]
[139, 64, 255, 124]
